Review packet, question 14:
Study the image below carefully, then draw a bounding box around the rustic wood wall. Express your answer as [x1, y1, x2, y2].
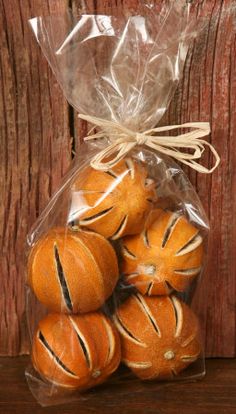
[0, 0, 235, 357]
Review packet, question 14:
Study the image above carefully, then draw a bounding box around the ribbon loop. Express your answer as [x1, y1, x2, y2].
[78, 114, 220, 174]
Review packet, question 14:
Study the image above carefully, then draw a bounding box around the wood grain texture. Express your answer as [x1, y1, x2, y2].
[163, 0, 236, 357]
[1, 0, 236, 357]
[0, 357, 235, 412]
[0, 0, 71, 355]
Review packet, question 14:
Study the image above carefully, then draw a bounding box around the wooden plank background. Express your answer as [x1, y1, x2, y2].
[0, 0, 235, 357]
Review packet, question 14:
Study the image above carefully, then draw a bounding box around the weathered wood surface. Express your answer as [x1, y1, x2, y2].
[0, 0, 71, 355]
[0, 357, 236, 412]
[0, 0, 236, 356]
[170, 0, 236, 358]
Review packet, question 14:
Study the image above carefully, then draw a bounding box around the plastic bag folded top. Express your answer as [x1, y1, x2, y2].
[29, 0, 198, 132]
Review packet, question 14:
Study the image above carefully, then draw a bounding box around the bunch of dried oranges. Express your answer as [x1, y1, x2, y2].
[28, 157, 204, 391]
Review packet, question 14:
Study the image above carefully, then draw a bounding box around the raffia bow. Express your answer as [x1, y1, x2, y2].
[78, 114, 220, 173]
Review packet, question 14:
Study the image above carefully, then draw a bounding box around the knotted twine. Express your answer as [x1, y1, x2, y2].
[78, 114, 220, 173]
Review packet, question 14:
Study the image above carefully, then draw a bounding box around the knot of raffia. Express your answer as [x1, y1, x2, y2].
[78, 114, 220, 174]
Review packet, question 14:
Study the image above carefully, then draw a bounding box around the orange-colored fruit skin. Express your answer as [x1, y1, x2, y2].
[114, 294, 201, 380]
[121, 209, 204, 295]
[32, 312, 121, 389]
[71, 158, 157, 240]
[28, 227, 119, 313]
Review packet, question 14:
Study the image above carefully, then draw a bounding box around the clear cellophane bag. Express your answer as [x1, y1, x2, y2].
[26, 1, 209, 406]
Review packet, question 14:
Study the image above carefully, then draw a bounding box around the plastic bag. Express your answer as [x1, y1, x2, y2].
[26, 0, 213, 406]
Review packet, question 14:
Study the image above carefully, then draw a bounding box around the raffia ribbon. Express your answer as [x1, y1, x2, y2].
[78, 114, 220, 173]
